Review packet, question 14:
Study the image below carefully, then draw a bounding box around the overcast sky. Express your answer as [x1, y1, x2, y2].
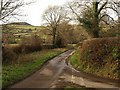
[1, 0, 117, 26]
[22, 0, 70, 26]
[21, 0, 119, 26]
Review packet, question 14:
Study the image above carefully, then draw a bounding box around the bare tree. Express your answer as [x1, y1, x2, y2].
[42, 6, 69, 46]
[67, 0, 120, 38]
[0, 0, 33, 23]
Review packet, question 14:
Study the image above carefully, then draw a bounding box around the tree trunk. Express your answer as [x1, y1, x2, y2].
[93, 28, 99, 38]
[93, 1, 100, 38]
[93, 17, 100, 38]
[52, 28, 56, 47]
[53, 34, 56, 46]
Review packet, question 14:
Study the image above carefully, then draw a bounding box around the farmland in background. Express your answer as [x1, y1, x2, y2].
[2, 22, 52, 45]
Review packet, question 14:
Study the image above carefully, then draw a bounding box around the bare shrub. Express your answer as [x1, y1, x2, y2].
[80, 37, 120, 66]
[2, 35, 42, 64]
[2, 46, 17, 64]
[19, 35, 42, 53]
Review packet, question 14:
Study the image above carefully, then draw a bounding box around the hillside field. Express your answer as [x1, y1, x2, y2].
[2, 23, 52, 44]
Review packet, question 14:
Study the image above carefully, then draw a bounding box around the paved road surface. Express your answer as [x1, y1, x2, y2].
[9, 50, 74, 88]
[51, 66, 120, 89]
[8, 50, 120, 89]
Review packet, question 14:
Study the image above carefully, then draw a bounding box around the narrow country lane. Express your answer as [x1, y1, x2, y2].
[7, 50, 120, 89]
[9, 50, 74, 88]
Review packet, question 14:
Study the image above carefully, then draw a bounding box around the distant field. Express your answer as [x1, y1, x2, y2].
[3, 24, 52, 44]
[3, 24, 46, 33]
[8, 24, 46, 30]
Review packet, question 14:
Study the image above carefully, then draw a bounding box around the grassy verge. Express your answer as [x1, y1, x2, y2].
[69, 50, 119, 80]
[69, 50, 81, 69]
[69, 50, 87, 72]
[2, 48, 66, 88]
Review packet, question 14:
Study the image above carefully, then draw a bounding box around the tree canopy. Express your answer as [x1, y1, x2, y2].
[67, 0, 120, 37]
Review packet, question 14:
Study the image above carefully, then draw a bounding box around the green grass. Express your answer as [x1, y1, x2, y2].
[70, 50, 81, 69]
[69, 49, 119, 80]
[3, 24, 52, 44]
[2, 48, 66, 88]
[67, 44, 77, 49]
[7, 24, 45, 30]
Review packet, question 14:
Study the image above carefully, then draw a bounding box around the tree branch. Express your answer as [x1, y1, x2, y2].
[103, 6, 119, 14]
[68, 4, 80, 19]
[97, 0, 108, 15]
[99, 14, 115, 22]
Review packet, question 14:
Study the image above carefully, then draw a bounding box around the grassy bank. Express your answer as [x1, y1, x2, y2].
[69, 50, 82, 71]
[70, 38, 120, 80]
[2, 48, 66, 88]
[70, 44, 119, 80]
